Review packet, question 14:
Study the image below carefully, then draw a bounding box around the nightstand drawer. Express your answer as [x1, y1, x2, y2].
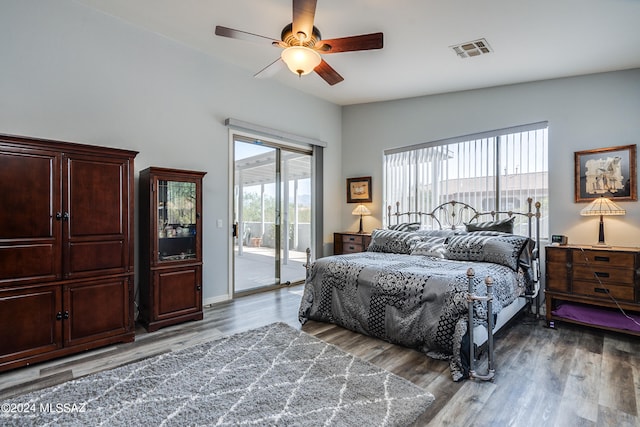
[334, 232, 371, 255]
[546, 247, 569, 263]
[342, 234, 364, 244]
[342, 243, 364, 253]
[572, 265, 635, 285]
[572, 250, 635, 269]
[572, 280, 635, 301]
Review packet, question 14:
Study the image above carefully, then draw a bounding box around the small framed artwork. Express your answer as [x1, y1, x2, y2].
[346, 176, 372, 203]
[574, 144, 637, 202]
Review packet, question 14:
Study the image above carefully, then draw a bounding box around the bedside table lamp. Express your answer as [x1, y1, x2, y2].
[580, 195, 625, 246]
[352, 204, 371, 234]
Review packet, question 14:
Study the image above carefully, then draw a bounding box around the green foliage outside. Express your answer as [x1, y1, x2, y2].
[242, 192, 310, 223]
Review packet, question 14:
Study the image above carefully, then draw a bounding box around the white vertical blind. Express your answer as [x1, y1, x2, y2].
[383, 123, 548, 237]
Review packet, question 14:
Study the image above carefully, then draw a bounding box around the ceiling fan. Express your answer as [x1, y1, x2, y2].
[214, 0, 383, 85]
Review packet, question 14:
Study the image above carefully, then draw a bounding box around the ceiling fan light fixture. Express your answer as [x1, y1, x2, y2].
[281, 46, 321, 77]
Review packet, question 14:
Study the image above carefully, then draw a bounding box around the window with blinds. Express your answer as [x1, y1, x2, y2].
[383, 122, 548, 238]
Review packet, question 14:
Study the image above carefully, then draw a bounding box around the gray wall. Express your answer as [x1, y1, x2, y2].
[342, 69, 640, 248]
[2, 0, 639, 306]
[0, 0, 343, 304]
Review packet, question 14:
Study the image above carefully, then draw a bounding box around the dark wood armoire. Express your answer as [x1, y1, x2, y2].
[0, 134, 137, 372]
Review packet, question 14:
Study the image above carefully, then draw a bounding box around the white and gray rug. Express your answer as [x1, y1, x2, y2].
[0, 322, 434, 426]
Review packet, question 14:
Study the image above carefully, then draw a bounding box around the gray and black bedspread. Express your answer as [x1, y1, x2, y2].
[298, 252, 525, 380]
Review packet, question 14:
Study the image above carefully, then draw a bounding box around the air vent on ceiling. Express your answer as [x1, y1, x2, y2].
[450, 38, 492, 58]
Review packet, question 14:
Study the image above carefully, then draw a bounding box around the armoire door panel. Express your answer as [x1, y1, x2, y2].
[0, 245, 58, 284]
[66, 157, 126, 236]
[64, 278, 130, 347]
[63, 155, 130, 276]
[0, 284, 62, 362]
[0, 147, 62, 283]
[0, 150, 59, 238]
[67, 240, 125, 276]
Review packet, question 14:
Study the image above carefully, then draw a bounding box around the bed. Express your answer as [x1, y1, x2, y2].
[299, 199, 541, 381]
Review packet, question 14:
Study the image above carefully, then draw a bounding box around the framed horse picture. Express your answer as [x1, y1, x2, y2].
[574, 144, 637, 202]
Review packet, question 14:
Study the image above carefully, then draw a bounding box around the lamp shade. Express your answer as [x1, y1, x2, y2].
[580, 196, 626, 216]
[351, 205, 371, 216]
[352, 204, 371, 234]
[580, 195, 625, 246]
[281, 46, 321, 77]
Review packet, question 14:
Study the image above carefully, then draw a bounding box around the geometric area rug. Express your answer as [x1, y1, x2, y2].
[0, 322, 434, 426]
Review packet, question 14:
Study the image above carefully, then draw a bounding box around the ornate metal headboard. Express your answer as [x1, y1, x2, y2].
[387, 197, 543, 316]
[387, 200, 480, 230]
[387, 198, 541, 242]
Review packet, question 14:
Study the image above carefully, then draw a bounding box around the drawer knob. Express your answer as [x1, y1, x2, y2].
[594, 256, 610, 262]
[594, 287, 608, 294]
[594, 272, 610, 278]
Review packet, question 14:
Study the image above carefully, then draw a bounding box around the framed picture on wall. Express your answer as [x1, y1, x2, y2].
[346, 176, 372, 203]
[574, 144, 637, 202]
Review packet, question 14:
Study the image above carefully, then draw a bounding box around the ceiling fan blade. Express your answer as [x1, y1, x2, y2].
[215, 26, 285, 47]
[314, 59, 344, 86]
[254, 58, 285, 79]
[292, 0, 317, 42]
[316, 32, 384, 53]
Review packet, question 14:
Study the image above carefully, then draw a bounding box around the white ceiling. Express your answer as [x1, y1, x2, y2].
[74, 0, 640, 106]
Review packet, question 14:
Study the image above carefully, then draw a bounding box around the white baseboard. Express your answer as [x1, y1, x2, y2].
[203, 294, 231, 307]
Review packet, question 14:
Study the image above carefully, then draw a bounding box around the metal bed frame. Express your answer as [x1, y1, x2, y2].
[387, 198, 542, 381]
[305, 198, 542, 381]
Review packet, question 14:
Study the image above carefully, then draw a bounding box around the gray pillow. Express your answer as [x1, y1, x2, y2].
[413, 229, 458, 239]
[465, 217, 515, 233]
[444, 233, 531, 270]
[388, 222, 421, 232]
[367, 229, 420, 254]
[410, 237, 447, 258]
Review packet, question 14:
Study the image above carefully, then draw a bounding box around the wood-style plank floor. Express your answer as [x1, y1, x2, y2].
[2, 285, 639, 426]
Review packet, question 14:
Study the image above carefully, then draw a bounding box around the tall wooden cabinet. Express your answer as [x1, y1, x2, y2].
[0, 134, 137, 372]
[139, 167, 206, 332]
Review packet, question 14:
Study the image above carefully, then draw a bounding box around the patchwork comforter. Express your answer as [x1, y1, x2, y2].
[298, 252, 525, 380]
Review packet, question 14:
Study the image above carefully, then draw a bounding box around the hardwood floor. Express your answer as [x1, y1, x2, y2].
[2, 285, 639, 426]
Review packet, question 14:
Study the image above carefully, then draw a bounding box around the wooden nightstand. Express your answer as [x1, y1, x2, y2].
[334, 232, 372, 255]
[545, 244, 640, 335]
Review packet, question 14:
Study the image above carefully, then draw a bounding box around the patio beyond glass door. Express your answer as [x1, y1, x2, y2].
[233, 137, 311, 295]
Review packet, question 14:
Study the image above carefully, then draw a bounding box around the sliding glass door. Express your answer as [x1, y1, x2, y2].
[233, 136, 312, 295]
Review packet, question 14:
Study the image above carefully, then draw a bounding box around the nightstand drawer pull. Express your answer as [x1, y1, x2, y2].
[594, 271, 610, 278]
[347, 236, 356, 242]
[594, 287, 608, 294]
[348, 245, 355, 250]
[594, 256, 609, 262]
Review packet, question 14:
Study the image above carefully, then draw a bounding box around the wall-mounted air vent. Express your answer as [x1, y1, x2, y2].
[450, 38, 492, 58]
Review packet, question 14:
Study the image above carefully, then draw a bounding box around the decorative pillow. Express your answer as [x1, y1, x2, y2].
[465, 217, 515, 233]
[388, 222, 421, 232]
[444, 233, 531, 270]
[367, 229, 420, 254]
[410, 237, 447, 258]
[413, 229, 458, 239]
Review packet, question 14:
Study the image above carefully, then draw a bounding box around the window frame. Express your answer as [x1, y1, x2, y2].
[383, 122, 548, 238]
